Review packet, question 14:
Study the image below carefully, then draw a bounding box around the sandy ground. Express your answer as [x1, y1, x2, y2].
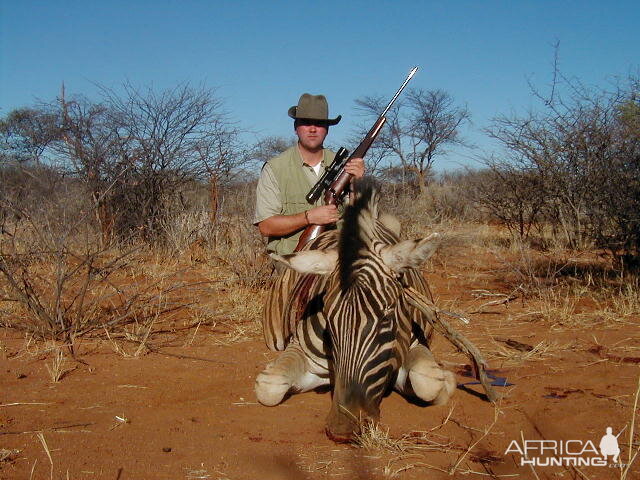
[1, 249, 639, 480]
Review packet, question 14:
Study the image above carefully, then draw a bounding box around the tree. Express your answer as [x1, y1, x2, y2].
[354, 88, 470, 194]
[0, 107, 64, 233]
[0, 82, 247, 243]
[55, 91, 125, 243]
[0, 107, 59, 164]
[477, 71, 640, 264]
[468, 161, 547, 240]
[251, 135, 295, 164]
[89, 82, 246, 240]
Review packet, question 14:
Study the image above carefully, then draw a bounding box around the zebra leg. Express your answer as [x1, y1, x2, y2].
[255, 341, 328, 406]
[395, 344, 456, 405]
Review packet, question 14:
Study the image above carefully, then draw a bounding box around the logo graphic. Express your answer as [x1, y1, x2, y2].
[599, 426, 621, 463]
[506, 427, 627, 468]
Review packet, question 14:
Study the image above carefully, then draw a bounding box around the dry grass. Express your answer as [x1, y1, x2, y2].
[0, 238, 197, 345]
[354, 423, 458, 479]
[608, 279, 640, 318]
[353, 421, 411, 452]
[44, 347, 74, 382]
[158, 208, 213, 257]
[36, 432, 53, 480]
[211, 320, 260, 346]
[103, 318, 157, 357]
[488, 338, 573, 366]
[536, 289, 587, 328]
[616, 374, 640, 480]
[363, 404, 506, 478]
[353, 403, 458, 455]
[0, 448, 21, 462]
[207, 288, 263, 345]
[0, 178, 272, 352]
[447, 404, 502, 476]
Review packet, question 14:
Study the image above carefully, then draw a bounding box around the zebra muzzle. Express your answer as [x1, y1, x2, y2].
[325, 398, 380, 442]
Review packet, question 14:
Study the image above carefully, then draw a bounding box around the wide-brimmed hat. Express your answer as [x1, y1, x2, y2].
[288, 93, 341, 126]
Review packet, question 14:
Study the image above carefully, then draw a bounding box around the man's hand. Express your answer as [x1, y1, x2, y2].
[344, 157, 365, 179]
[306, 204, 339, 225]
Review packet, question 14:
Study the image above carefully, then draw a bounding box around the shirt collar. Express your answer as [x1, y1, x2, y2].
[296, 144, 328, 168]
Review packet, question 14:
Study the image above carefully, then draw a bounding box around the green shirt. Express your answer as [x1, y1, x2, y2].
[254, 145, 335, 255]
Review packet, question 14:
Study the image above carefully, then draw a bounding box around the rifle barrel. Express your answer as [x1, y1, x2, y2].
[380, 66, 418, 118]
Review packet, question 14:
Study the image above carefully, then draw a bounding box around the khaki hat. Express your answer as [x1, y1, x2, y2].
[288, 93, 341, 126]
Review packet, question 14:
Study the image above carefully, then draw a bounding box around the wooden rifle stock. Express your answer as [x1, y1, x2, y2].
[294, 68, 418, 251]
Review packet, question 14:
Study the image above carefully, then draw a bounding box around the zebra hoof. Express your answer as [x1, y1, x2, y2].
[255, 372, 292, 406]
[409, 364, 456, 405]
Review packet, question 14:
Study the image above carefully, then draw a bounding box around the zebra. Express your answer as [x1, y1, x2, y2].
[255, 179, 455, 442]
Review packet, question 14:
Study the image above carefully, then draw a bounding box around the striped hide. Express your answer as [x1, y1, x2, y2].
[256, 178, 454, 441]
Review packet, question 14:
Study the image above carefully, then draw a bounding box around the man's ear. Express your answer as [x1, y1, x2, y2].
[380, 233, 441, 273]
[270, 249, 338, 275]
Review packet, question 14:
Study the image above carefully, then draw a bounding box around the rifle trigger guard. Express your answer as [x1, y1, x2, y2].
[329, 188, 347, 207]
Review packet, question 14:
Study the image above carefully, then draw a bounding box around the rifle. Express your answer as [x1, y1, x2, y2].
[295, 67, 419, 251]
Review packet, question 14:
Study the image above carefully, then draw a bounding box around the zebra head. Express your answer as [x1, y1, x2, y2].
[272, 178, 441, 441]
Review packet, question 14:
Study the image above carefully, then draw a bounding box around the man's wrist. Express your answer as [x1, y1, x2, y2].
[304, 210, 310, 225]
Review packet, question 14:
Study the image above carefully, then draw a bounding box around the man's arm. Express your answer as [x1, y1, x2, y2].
[258, 205, 339, 237]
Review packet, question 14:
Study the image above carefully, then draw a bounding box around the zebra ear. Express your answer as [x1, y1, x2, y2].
[380, 233, 441, 272]
[270, 250, 338, 275]
[378, 213, 401, 236]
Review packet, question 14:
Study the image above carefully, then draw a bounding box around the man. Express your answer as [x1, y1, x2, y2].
[254, 93, 365, 255]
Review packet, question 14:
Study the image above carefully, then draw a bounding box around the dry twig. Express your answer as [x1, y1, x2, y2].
[404, 286, 499, 402]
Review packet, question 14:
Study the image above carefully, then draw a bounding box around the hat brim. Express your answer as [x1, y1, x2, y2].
[288, 106, 341, 126]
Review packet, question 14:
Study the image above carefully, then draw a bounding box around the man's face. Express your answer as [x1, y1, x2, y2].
[295, 119, 329, 151]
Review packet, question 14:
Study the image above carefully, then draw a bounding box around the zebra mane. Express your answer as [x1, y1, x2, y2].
[339, 177, 379, 291]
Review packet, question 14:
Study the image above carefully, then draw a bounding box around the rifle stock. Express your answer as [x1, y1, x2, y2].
[294, 68, 417, 251]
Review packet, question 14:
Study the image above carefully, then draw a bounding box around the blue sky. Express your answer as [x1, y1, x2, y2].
[1, 1, 638, 170]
